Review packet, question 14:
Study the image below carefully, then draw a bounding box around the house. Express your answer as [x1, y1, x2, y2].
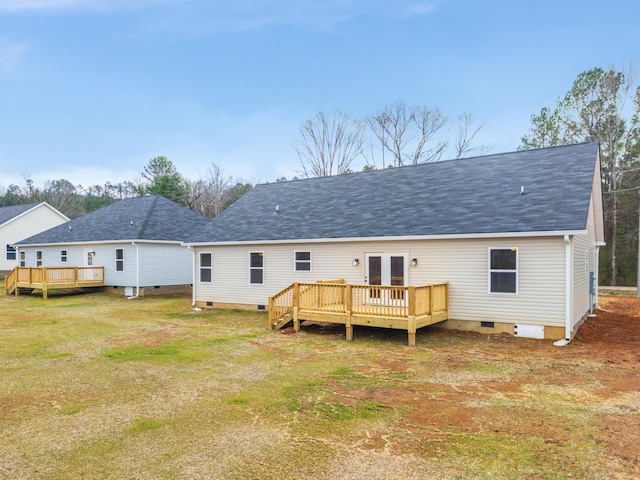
[185, 142, 604, 344]
[0, 202, 69, 274]
[13, 195, 211, 297]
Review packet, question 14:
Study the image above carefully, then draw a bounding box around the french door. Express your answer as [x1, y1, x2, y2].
[364, 253, 408, 304]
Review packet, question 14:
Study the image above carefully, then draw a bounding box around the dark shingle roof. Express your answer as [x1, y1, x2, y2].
[16, 196, 211, 245]
[187, 142, 600, 243]
[0, 203, 41, 226]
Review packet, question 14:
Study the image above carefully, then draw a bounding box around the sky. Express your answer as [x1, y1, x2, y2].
[0, 0, 638, 191]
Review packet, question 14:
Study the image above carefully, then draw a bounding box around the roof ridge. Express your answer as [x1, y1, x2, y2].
[136, 195, 160, 238]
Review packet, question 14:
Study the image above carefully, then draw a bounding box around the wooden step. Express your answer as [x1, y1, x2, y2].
[274, 313, 293, 330]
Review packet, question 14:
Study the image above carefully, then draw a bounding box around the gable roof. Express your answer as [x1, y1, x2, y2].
[0, 202, 68, 228]
[16, 195, 211, 246]
[187, 142, 601, 244]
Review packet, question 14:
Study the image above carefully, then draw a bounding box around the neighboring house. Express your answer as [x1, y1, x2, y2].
[0, 203, 69, 274]
[186, 142, 605, 342]
[14, 195, 211, 296]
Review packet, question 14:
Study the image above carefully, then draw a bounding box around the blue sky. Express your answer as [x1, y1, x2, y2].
[0, 0, 638, 190]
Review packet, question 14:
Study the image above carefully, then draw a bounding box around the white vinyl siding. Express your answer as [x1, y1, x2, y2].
[18, 242, 193, 288]
[0, 204, 67, 271]
[572, 194, 599, 329]
[194, 236, 566, 327]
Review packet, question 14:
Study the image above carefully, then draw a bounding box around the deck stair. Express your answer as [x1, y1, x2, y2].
[268, 279, 449, 346]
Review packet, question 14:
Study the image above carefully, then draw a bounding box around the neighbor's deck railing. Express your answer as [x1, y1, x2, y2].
[7, 266, 105, 299]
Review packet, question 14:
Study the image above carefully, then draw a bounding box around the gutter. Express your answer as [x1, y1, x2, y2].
[554, 235, 572, 347]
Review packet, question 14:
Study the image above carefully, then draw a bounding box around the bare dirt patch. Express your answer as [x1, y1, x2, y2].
[325, 296, 640, 475]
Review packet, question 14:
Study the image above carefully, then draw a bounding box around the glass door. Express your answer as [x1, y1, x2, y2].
[365, 253, 407, 304]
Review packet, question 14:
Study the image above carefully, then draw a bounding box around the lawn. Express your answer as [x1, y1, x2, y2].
[1, 287, 639, 479]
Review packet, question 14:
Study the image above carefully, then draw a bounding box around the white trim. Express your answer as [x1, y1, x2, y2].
[249, 251, 264, 285]
[199, 251, 213, 283]
[16, 239, 185, 248]
[0, 202, 69, 228]
[185, 230, 587, 247]
[293, 250, 312, 272]
[115, 247, 125, 272]
[488, 247, 518, 295]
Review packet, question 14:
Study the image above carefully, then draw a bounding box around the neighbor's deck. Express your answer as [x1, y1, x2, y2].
[268, 280, 449, 346]
[5, 266, 105, 299]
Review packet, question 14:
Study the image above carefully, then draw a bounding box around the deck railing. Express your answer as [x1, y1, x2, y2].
[269, 281, 448, 327]
[6, 266, 105, 299]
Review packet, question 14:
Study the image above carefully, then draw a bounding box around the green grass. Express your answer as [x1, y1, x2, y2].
[0, 289, 636, 479]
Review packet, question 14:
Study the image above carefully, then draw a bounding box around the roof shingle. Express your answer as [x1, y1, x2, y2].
[187, 142, 600, 243]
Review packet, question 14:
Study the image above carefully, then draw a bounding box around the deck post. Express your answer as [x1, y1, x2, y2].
[267, 296, 274, 329]
[408, 315, 416, 347]
[74, 266, 79, 287]
[345, 284, 353, 341]
[408, 285, 416, 316]
[293, 282, 300, 310]
[293, 306, 300, 332]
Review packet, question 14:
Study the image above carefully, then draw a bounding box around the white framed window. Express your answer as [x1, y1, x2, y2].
[6, 245, 16, 260]
[20, 251, 25, 267]
[115, 249, 124, 272]
[249, 251, 264, 284]
[200, 253, 212, 283]
[60, 250, 68, 263]
[294, 251, 311, 272]
[36, 250, 43, 267]
[489, 248, 517, 294]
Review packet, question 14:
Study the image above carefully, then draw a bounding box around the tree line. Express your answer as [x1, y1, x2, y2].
[2, 69, 638, 286]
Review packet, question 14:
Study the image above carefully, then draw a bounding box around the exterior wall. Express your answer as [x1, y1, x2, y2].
[194, 235, 567, 328]
[572, 194, 599, 331]
[136, 243, 193, 286]
[0, 205, 68, 271]
[16, 242, 193, 290]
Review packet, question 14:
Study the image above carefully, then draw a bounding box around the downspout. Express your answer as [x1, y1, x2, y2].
[189, 245, 196, 307]
[595, 244, 602, 308]
[554, 235, 572, 347]
[127, 242, 140, 299]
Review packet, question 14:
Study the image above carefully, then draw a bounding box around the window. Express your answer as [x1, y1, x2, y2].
[294, 251, 311, 271]
[36, 251, 43, 267]
[115, 249, 124, 272]
[60, 250, 68, 263]
[249, 252, 264, 284]
[489, 248, 517, 294]
[6, 245, 16, 260]
[200, 253, 212, 283]
[20, 251, 25, 267]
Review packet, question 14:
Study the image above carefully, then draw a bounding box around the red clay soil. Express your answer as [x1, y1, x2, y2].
[326, 296, 640, 476]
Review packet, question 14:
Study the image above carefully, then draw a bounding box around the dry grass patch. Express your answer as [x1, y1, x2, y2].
[1, 289, 639, 479]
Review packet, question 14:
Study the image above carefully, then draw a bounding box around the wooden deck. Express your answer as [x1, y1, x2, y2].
[268, 280, 449, 346]
[5, 266, 105, 299]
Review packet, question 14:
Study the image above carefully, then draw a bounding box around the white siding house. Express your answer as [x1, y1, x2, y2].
[186, 143, 605, 342]
[14, 196, 210, 296]
[0, 203, 68, 273]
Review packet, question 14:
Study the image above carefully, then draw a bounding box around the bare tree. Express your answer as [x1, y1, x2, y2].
[296, 110, 365, 177]
[453, 112, 489, 159]
[366, 100, 448, 167]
